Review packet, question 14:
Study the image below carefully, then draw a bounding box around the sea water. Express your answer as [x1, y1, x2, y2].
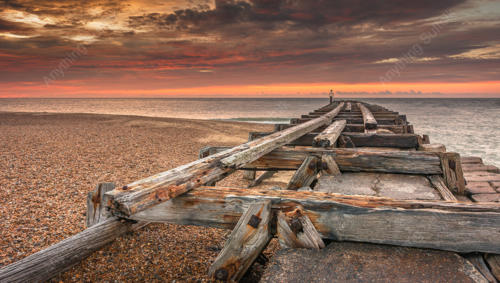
[0, 98, 498, 166]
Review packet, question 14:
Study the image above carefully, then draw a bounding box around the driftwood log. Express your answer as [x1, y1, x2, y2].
[130, 186, 500, 254]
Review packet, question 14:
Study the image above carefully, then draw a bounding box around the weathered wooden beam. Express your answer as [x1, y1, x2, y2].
[428, 175, 457, 201]
[107, 103, 344, 217]
[287, 156, 319, 190]
[203, 147, 443, 175]
[294, 117, 402, 125]
[419, 143, 446, 152]
[129, 186, 500, 254]
[208, 201, 272, 282]
[248, 171, 276, 188]
[358, 103, 378, 130]
[440, 152, 466, 195]
[276, 123, 407, 134]
[464, 254, 498, 283]
[277, 206, 325, 249]
[312, 120, 346, 148]
[0, 218, 145, 283]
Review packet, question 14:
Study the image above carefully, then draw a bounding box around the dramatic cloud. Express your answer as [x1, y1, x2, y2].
[0, 0, 499, 97]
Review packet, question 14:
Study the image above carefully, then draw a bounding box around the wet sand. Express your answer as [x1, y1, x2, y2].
[0, 112, 274, 282]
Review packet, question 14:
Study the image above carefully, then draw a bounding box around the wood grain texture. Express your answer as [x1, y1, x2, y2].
[247, 171, 276, 188]
[208, 201, 272, 282]
[86, 182, 115, 227]
[321, 154, 341, 176]
[286, 155, 319, 190]
[428, 175, 457, 201]
[357, 103, 378, 130]
[107, 103, 345, 217]
[419, 143, 446, 152]
[0, 218, 145, 283]
[130, 186, 500, 254]
[312, 120, 346, 148]
[204, 147, 443, 174]
[484, 254, 500, 281]
[277, 207, 325, 249]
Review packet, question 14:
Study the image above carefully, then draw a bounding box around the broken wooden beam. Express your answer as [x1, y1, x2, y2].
[321, 154, 341, 176]
[358, 103, 378, 130]
[208, 201, 272, 282]
[202, 147, 443, 175]
[312, 120, 346, 148]
[86, 182, 115, 227]
[129, 186, 500, 254]
[286, 155, 319, 190]
[277, 206, 325, 249]
[106, 103, 344, 217]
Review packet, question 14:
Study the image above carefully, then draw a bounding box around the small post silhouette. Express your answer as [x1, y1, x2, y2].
[329, 89, 334, 104]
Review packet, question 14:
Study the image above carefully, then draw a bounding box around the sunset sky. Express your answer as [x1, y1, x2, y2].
[0, 0, 499, 98]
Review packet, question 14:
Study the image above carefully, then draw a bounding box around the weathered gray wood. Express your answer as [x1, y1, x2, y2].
[276, 123, 407, 134]
[440, 152, 466, 195]
[321, 154, 341, 176]
[208, 201, 272, 282]
[358, 103, 378, 130]
[243, 135, 257, 181]
[203, 147, 443, 174]
[130, 186, 500, 254]
[464, 254, 498, 283]
[294, 117, 401, 125]
[107, 103, 344, 217]
[484, 254, 500, 281]
[428, 175, 457, 201]
[312, 120, 346, 148]
[277, 206, 325, 249]
[338, 135, 355, 148]
[462, 156, 484, 164]
[287, 156, 319, 190]
[86, 182, 115, 227]
[248, 171, 276, 188]
[0, 218, 145, 283]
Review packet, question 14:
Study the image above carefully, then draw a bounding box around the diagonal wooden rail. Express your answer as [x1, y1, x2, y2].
[106, 103, 345, 217]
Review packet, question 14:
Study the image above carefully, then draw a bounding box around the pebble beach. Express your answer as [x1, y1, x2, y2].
[0, 112, 275, 282]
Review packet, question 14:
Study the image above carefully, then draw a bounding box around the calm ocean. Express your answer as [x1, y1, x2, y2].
[1, 98, 499, 166]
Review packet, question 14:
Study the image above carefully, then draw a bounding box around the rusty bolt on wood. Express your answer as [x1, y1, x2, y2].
[122, 185, 129, 190]
[215, 268, 229, 281]
[290, 217, 303, 234]
[308, 161, 317, 170]
[248, 214, 262, 228]
[321, 161, 328, 170]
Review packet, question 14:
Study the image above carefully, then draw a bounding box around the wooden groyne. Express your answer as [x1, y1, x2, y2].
[1, 100, 499, 282]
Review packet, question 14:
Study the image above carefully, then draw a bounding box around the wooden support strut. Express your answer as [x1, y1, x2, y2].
[277, 206, 325, 249]
[129, 186, 500, 254]
[107, 103, 344, 217]
[286, 155, 320, 190]
[208, 200, 272, 282]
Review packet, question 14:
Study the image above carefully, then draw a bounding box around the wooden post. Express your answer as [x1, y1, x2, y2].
[208, 201, 272, 282]
[357, 103, 378, 130]
[107, 103, 345, 217]
[243, 134, 256, 181]
[287, 156, 320, 190]
[312, 120, 346, 148]
[86, 182, 115, 227]
[428, 175, 457, 201]
[345, 102, 352, 112]
[277, 206, 325, 249]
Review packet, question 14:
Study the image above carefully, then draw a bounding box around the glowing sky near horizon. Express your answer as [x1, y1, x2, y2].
[0, 0, 499, 97]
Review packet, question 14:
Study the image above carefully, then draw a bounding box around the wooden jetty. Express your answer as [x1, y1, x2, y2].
[1, 100, 500, 282]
